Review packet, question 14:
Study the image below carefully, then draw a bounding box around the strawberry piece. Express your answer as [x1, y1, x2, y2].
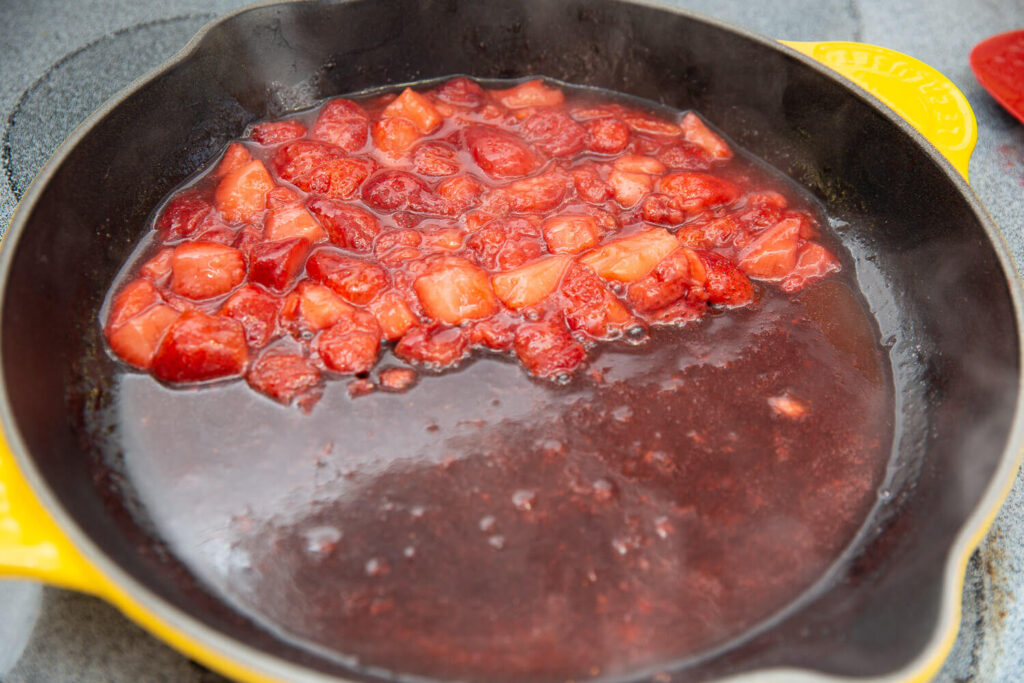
[265, 186, 302, 209]
[264, 204, 326, 243]
[378, 366, 418, 391]
[558, 262, 635, 338]
[680, 112, 732, 160]
[374, 228, 422, 255]
[306, 249, 389, 305]
[152, 310, 248, 383]
[608, 170, 654, 207]
[249, 238, 310, 292]
[584, 117, 630, 154]
[779, 243, 841, 292]
[215, 159, 275, 224]
[413, 256, 497, 324]
[170, 242, 246, 299]
[503, 169, 571, 213]
[464, 125, 541, 179]
[572, 166, 613, 203]
[273, 141, 345, 184]
[250, 120, 307, 146]
[394, 325, 470, 369]
[307, 199, 380, 252]
[315, 310, 382, 374]
[627, 248, 706, 312]
[521, 109, 587, 157]
[220, 285, 282, 347]
[492, 253, 570, 309]
[649, 298, 708, 325]
[614, 155, 666, 175]
[107, 304, 181, 369]
[467, 314, 518, 351]
[737, 217, 803, 280]
[496, 80, 564, 109]
[658, 172, 741, 212]
[513, 320, 586, 379]
[657, 141, 713, 170]
[621, 112, 680, 137]
[310, 98, 369, 152]
[542, 214, 602, 254]
[433, 77, 485, 107]
[298, 157, 374, 199]
[677, 216, 739, 250]
[640, 194, 686, 226]
[580, 228, 681, 282]
[361, 170, 443, 214]
[413, 142, 460, 176]
[214, 143, 253, 179]
[698, 250, 755, 306]
[438, 175, 484, 212]
[372, 116, 422, 157]
[156, 194, 212, 242]
[382, 88, 443, 134]
[421, 227, 465, 252]
[466, 217, 544, 271]
[232, 225, 263, 256]
[367, 290, 419, 340]
[293, 282, 354, 331]
[248, 353, 322, 404]
[195, 226, 238, 246]
[107, 279, 162, 330]
[139, 248, 174, 283]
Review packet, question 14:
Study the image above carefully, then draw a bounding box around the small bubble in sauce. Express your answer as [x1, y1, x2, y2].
[479, 514, 497, 532]
[365, 557, 390, 577]
[654, 516, 673, 539]
[302, 526, 342, 556]
[488, 534, 506, 550]
[593, 478, 617, 502]
[403, 545, 416, 559]
[409, 504, 426, 518]
[511, 489, 536, 511]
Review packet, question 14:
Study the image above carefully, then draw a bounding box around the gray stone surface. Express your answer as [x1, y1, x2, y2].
[0, 0, 1022, 681]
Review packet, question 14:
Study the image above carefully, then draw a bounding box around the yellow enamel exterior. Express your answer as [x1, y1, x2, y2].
[0, 39, 992, 683]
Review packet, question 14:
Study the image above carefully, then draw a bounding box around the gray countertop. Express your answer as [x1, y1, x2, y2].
[0, 0, 1022, 681]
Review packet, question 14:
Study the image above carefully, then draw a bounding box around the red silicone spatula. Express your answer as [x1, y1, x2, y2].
[970, 29, 1024, 125]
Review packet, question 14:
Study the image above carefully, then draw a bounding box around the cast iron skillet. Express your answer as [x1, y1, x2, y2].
[1, 0, 1022, 681]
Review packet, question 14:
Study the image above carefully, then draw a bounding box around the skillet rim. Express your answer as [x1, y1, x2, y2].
[1, 1, 1022, 681]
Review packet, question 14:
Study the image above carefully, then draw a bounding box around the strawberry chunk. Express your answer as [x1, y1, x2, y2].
[139, 248, 174, 283]
[248, 353, 321, 404]
[614, 155, 665, 175]
[170, 242, 246, 299]
[378, 366, 418, 391]
[107, 304, 181, 369]
[250, 120, 307, 146]
[433, 77, 485, 107]
[737, 217, 803, 280]
[627, 248, 706, 312]
[572, 166, 613, 203]
[558, 262, 635, 338]
[521, 109, 587, 157]
[495, 80, 564, 109]
[215, 159, 275, 224]
[293, 282, 354, 331]
[779, 243, 841, 292]
[413, 256, 497, 324]
[156, 194, 212, 242]
[438, 175, 484, 212]
[273, 141, 345, 184]
[503, 169, 571, 213]
[394, 325, 470, 369]
[658, 172, 741, 212]
[306, 249, 389, 305]
[698, 250, 755, 306]
[214, 143, 253, 179]
[307, 199, 380, 252]
[249, 238, 310, 292]
[542, 214, 602, 254]
[681, 112, 732, 160]
[413, 142, 460, 176]
[608, 170, 654, 207]
[315, 310, 382, 374]
[466, 217, 544, 271]
[621, 112, 680, 137]
[265, 186, 302, 209]
[492, 255, 571, 309]
[361, 170, 445, 214]
[310, 98, 369, 152]
[298, 157, 374, 199]
[264, 204, 326, 243]
[584, 117, 630, 154]
[640, 194, 686, 226]
[382, 88, 443, 134]
[580, 228, 680, 282]
[657, 141, 713, 170]
[367, 290, 419, 340]
[467, 315, 518, 351]
[152, 310, 248, 383]
[464, 125, 541, 179]
[513, 320, 586, 379]
[372, 116, 422, 157]
[220, 285, 282, 347]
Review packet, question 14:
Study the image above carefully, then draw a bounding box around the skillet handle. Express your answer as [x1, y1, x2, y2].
[782, 40, 976, 180]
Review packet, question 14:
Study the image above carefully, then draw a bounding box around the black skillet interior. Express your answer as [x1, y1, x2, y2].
[1, 0, 1019, 680]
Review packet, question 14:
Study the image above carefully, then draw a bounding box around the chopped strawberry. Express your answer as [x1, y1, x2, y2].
[421, 227, 465, 252]
[640, 194, 686, 226]
[676, 216, 739, 250]
[249, 238, 310, 292]
[152, 310, 248, 383]
[433, 77, 485, 107]
[298, 157, 374, 199]
[464, 125, 541, 179]
[779, 243, 841, 292]
[438, 175, 484, 212]
[220, 285, 282, 347]
[614, 155, 666, 175]
[680, 112, 732, 160]
[307, 199, 380, 252]
[139, 248, 174, 283]
[265, 186, 302, 209]
[170, 242, 246, 299]
[495, 80, 564, 109]
[361, 170, 445, 214]
[273, 141, 346, 184]
[649, 298, 708, 325]
[466, 216, 544, 271]
[248, 353, 321, 404]
[372, 116, 422, 157]
[264, 204, 326, 243]
[378, 366, 418, 391]
[736, 217, 803, 280]
[232, 224, 263, 256]
[658, 172, 741, 212]
[413, 256, 497, 324]
[558, 262, 635, 338]
[107, 304, 181, 369]
[310, 98, 369, 151]
[214, 142, 253, 178]
[374, 228, 422, 255]
[156, 194, 212, 242]
[294, 282, 354, 331]
[492, 255, 570, 309]
[572, 166, 613, 203]
[394, 325, 470, 368]
[215, 159, 275, 224]
[513, 320, 586, 379]
[698, 250, 755, 306]
[584, 117, 630, 154]
[250, 120, 307, 146]
[580, 228, 681, 282]
[306, 248, 389, 305]
[315, 310, 382, 374]
[627, 248, 705, 312]
[621, 112, 680, 137]
[503, 169, 571, 213]
[367, 290, 418, 340]
[467, 314, 518, 351]
[195, 226, 238, 246]
[657, 141, 713, 170]
[521, 109, 587, 157]
[608, 170, 654, 207]
[413, 142, 460, 176]
[107, 280, 162, 329]
[542, 214, 602, 254]
[382, 88, 443, 134]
